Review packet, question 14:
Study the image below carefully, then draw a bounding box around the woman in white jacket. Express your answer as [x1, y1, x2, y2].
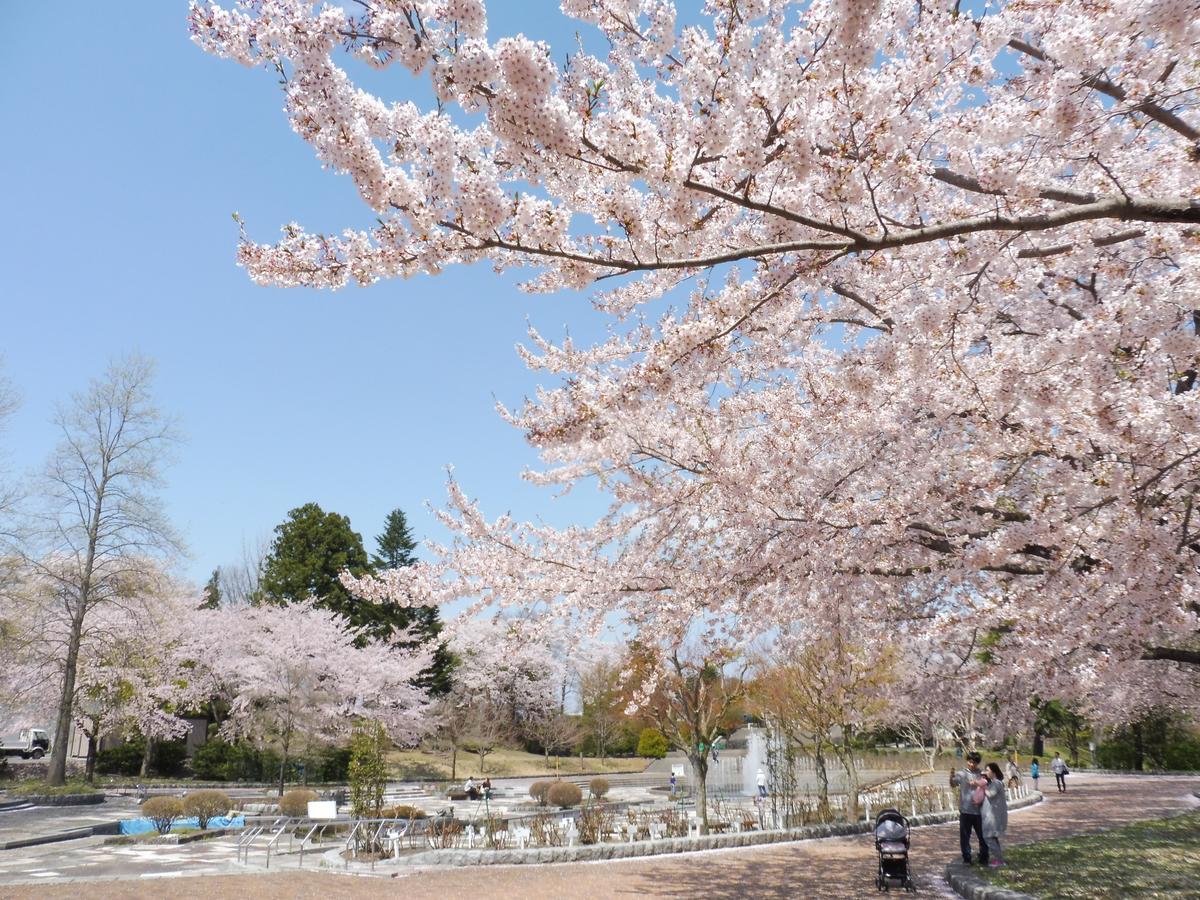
[981, 763, 1009, 867]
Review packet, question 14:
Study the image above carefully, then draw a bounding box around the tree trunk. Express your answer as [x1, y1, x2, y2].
[691, 754, 710, 835]
[48, 603, 88, 786]
[1032, 731, 1045, 757]
[813, 740, 831, 812]
[140, 737, 154, 778]
[450, 746, 457, 782]
[84, 733, 98, 785]
[837, 731, 861, 822]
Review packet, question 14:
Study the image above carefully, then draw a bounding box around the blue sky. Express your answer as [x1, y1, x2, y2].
[0, 3, 620, 585]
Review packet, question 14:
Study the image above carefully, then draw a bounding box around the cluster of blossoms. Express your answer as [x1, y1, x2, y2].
[196, 0, 1200, 721]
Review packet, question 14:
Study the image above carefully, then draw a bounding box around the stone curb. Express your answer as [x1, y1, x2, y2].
[944, 860, 1035, 900]
[2, 793, 106, 807]
[0, 821, 121, 851]
[323, 793, 1043, 870]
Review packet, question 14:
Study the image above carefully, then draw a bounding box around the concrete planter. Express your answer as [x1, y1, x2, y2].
[324, 793, 1043, 871]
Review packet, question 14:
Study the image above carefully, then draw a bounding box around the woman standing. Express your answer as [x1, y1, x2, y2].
[981, 763, 1009, 867]
[1030, 758, 1040, 791]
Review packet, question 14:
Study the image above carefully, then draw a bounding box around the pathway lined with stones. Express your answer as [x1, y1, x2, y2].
[1, 773, 1195, 898]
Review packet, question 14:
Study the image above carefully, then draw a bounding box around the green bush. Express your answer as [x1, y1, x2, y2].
[152, 740, 188, 777]
[95, 739, 188, 778]
[182, 790, 232, 829]
[637, 728, 669, 759]
[310, 746, 351, 782]
[529, 780, 553, 805]
[547, 781, 582, 809]
[588, 777, 610, 799]
[279, 789, 319, 817]
[96, 741, 145, 776]
[1095, 712, 1200, 771]
[141, 796, 184, 835]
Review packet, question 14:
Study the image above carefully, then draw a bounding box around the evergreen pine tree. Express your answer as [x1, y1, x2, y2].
[200, 568, 222, 609]
[373, 508, 454, 695]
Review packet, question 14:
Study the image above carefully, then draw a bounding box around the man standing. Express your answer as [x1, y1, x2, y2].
[950, 751, 988, 865]
[756, 768, 768, 797]
[1051, 752, 1068, 793]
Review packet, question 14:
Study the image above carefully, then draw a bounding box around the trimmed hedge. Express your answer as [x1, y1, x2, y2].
[589, 777, 610, 799]
[182, 790, 232, 829]
[141, 796, 184, 835]
[279, 789, 319, 817]
[637, 728, 669, 759]
[547, 782, 582, 809]
[529, 780, 553, 805]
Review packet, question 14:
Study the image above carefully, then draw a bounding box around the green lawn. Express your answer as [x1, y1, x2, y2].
[983, 810, 1200, 898]
[4, 780, 98, 796]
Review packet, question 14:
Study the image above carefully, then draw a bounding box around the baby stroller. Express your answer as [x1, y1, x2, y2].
[873, 808, 915, 892]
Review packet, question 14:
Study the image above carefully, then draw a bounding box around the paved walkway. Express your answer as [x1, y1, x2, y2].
[1, 773, 1195, 898]
[0, 797, 141, 845]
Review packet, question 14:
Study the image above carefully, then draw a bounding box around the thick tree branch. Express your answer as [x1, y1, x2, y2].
[1141, 646, 1200, 667]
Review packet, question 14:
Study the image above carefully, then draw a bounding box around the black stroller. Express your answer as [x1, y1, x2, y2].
[873, 808, 915, 892]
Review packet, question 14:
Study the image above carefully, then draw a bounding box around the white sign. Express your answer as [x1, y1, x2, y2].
[307, 800, 337, 820]
[671, 764, 686, 778]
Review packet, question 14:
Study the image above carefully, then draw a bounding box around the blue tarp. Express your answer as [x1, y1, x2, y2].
[119, 814, 245, 835]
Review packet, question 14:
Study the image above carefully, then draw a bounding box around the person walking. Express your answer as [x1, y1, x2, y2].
[981, 763, 1009, 867]
[1051, 752, 1068, 792]
[950, 751, 989, 865]
[756, 768, 768, 798]
[1030, 757, 1040, 791]
[669, 771, 677, 797]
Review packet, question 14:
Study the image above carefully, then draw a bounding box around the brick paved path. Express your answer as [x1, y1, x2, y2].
[4, 773, 1196, 899]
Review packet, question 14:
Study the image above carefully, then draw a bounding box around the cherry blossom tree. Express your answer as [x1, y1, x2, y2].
[202, 599, 431, 794]
[0, 564, 209, 781]
[195, 1, 1200, 705]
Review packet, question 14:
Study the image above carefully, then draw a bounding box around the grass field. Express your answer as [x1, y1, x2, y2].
[387, 747, 651, 780]
[983, 810, 1200, 898]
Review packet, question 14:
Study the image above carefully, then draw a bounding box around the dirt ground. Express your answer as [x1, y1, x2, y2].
[3, 773, 1197, 899]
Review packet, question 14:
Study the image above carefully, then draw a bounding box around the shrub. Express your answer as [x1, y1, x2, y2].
[547, 781, 582, 809]
[182, 790, 232, 829]
[529, 780, 553, 805]
[348, 720, 388, 819]
[141, 796, 184, 835]
[588, 777, 610, 800]
[637, 728, 669, 759]
[384, 804, 427, 819]
[152, 740, 189, 777]
[96, 740, 145, 776]
[279, 789, 319, 817]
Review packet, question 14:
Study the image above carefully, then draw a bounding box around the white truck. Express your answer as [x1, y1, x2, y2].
[0, 728, 50, 759]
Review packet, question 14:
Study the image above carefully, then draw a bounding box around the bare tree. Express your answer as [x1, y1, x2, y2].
[524, 710, 581, 767]
[636, 643, 749, 835]
[217, 534, 269, 606]
[25, 357, 181, 785]
[429, 689, 511, 780]
[753, 625, 897, 822]
[577, 653, 625, 761]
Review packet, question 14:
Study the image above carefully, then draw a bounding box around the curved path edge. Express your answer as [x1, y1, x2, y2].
[943, 787, 1200, 900]
[944, 861, 1036, 900]
[324, 793, 1044, 871]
